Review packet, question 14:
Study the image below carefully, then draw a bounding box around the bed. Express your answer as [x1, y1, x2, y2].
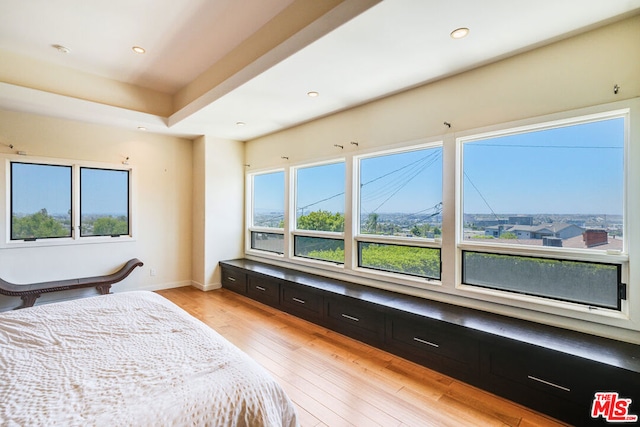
[0, 291, 298, 426]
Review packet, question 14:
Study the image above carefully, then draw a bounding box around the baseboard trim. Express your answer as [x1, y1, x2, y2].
[191, 280, 221, 292]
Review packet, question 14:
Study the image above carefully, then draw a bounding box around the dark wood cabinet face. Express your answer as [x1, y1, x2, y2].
[386, 312, 480, 380]
[221, 267, 247, 294]
[247, 276, 280, 306]
[281, 283, 323, 321]
[325, 296, 385, 345]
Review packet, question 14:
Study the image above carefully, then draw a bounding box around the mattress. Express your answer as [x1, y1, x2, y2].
[0, 291, 298, 426]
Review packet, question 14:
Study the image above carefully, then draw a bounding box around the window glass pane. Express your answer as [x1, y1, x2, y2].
[80, 168, 129, 236]
[359, 242, 441, 279]
[360, 147, 442, 237]
[296, 163, 345, 232]
[294, 236, 344, 264]
[11, 163, 72, 240]
[462, 251, 621, 309]
[253, 171, 284, 228]
[462, 117, 624, 251]
[251, 231, 284, 254]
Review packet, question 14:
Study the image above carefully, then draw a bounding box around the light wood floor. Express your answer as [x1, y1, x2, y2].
[157, 287, 568, 427]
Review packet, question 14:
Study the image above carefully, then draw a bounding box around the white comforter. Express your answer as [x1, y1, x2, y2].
[0, 291, 298, 426]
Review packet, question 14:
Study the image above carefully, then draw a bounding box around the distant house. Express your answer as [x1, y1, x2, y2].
[485, 223, 584, 240]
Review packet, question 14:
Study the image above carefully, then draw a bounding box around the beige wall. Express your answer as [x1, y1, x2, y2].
[0, 110, 193, 309]
[191, 136, 245, 290]
[244, 15, 640, 343]
[247, 15, 640, 168]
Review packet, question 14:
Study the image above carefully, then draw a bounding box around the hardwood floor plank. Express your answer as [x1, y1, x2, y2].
[156, 287, 567, 427]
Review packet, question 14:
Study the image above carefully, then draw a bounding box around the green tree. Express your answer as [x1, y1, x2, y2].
[297, 210, 344, 232]
[364, 213, 379, 234]
[93, 216, 129, 236]
[500, 232, 517, 239]
[12, 208, 70, 239]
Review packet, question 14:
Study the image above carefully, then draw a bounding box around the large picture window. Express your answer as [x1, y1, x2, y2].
[244, 102, 635, 327]
[249, 171, 284, 254]
[294, 162, 345, 264]
[80, 168, 129, 237]
[356, 145, 442, 279]
[11, 162, 72, 240]
[8, 160, 132, 243]
[459, 112, 626, 308]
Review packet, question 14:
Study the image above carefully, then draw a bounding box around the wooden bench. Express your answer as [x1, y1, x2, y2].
[0, 258, 144, 309]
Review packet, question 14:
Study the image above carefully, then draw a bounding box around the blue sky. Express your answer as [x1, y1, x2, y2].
[463, 117, 624, 216]
[254, 116, 624, 218]
[12, 164, 128, 216]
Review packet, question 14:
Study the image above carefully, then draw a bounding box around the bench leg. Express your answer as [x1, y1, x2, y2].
[16, 294, 40, 309]
[96, 284, 112, 295]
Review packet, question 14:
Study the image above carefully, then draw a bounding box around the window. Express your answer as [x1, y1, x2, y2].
[80, 168, 129, 237]
[11, 162, 72, 240]
[7, 160, 132, 244]
[294, 162, 345, 263]
[249, 171, 284, 254]
[459, 112, 626, 308]
[356, 145, 442, 279]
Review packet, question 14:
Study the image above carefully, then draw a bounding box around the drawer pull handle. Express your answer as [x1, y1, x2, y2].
[527, 375, 571, 392]
[256, 286, 266, 291]
[413, 337, 439, 348]
[292, 297, 306, 304]
[227, 277, 236, 282]
[341, 314, 360, 322]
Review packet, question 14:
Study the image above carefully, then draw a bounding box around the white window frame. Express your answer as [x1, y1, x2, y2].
[245, 169, 286, 257]
[454, 104, 632, 321]
[291, 159, 346, 266]
[353, 142, 443, 281]
[2, 155, 135, 248]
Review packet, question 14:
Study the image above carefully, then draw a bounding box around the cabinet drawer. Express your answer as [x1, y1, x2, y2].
[281, 284, 323, 321]
[480, 341, 600, 424]
[247, 276, 280, 306]
[484, 344, 594, 404]
[386, 313, 479, 379]
[221, 267, 247, 294]
[325, 296, 384, 345]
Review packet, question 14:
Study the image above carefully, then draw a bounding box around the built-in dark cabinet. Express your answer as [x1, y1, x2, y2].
[220, 265, 247, 294]
[280, 282, 324, 323]
[220, 259, 640, 426]
[247, 275, 280, 307]
[385, 310, 480, 383]
[325, 295, 385, 346]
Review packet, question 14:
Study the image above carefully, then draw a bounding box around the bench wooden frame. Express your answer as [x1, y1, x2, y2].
[0, 258, 144, 309]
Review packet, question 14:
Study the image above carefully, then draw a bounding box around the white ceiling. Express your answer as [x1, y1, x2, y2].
[1, 0, 639, 141]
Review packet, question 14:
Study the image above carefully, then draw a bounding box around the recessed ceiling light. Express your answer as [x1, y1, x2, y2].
[450, 27, 470, 39]
[132, 46, 146, 54]
[307, 91, 319, 97]
[137, 126, 147, 131]
[52, 44, 71, 53]
[236, 121, 246, 126]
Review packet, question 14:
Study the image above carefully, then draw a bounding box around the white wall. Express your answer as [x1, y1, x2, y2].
[244, 15, 640, 343]
[0, 110, 193, 309]
[191, 136, 245, 290]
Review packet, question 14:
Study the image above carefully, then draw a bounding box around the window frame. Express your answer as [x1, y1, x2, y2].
[455, 107, 630, 313]
[10, 161, 73, 241]
[246, 169, 286, 257]
[79, 166, 130, 238]
[291, 159, 346, 265]
[244, 99, 638, 331]
[2, 156, 135, 248]
[353, 142, 443, 280]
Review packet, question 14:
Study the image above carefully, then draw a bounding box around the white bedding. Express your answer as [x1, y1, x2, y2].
[0, 291, 298, 426]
